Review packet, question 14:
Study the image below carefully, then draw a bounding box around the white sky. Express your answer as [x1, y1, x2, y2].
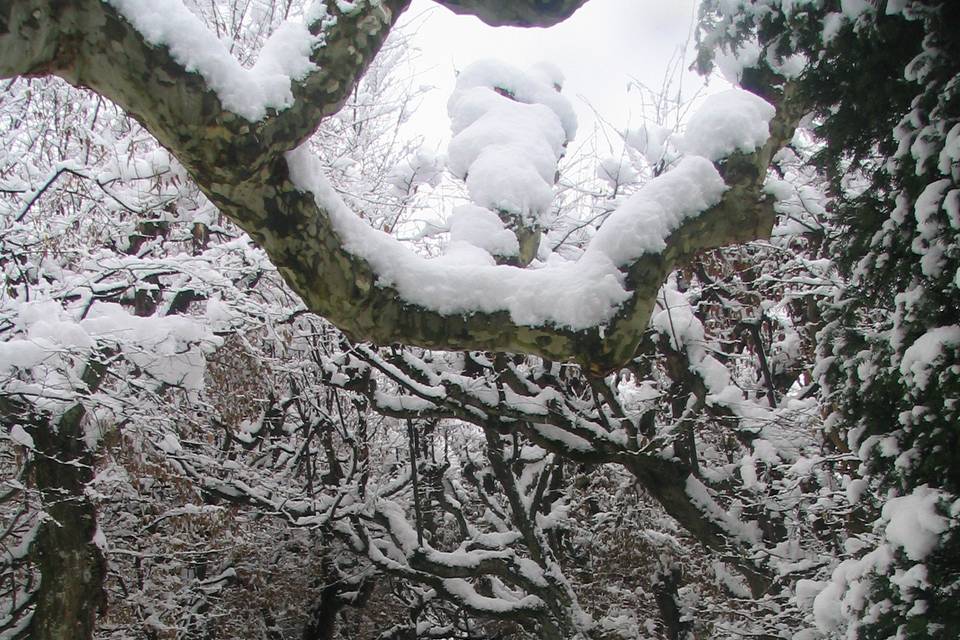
[400, 0, 709, 149]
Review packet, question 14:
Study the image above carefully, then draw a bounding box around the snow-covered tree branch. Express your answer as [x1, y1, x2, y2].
[0, 0, 801, 372]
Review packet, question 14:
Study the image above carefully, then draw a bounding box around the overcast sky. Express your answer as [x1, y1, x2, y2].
[400, 0, 708, 148]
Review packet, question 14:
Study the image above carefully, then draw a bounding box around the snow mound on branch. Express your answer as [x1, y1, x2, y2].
[679, 88, 776, 161]
[282, 56, 765, 330]
[624, 123, 672, 165]
[107, 0, 319, 121]
[899, 325, 960, 390]
[714, 40, 762, 84]
[386, 150, 445, 197]
[588, 157, 726, 265]
[8, 425, 34, 449]
[448, 205, 520, 258]
[448, 59, 577, 140]
[447, 60, 575, 224]
[0, 299, 220, 405]
[597, 156, 638, 189]
[810, 486, 951, 636]
[882, 486, 949, 561]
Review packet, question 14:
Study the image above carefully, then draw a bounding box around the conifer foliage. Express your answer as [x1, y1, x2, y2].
[699, 1, 960, 637]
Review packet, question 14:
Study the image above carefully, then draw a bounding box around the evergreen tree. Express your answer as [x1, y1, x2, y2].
[698, 1, 960, 637]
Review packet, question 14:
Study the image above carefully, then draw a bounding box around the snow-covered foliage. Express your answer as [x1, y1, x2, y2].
[699, 1, 960, 638]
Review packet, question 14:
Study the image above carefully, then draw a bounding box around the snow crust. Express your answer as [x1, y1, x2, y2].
[107, 0, 320, 121]
[0, 299, 221, 414]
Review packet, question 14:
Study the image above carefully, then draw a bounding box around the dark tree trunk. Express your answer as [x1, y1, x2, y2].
[29, 403, 106, 640]
[301, 586, 340, 640]
[653, 565, 691, 640]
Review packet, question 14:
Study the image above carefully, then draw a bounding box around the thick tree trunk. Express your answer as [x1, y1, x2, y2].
[29, 403, 106, 640]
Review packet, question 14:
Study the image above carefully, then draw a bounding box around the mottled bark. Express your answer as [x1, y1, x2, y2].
[204, 146, 782, 375]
